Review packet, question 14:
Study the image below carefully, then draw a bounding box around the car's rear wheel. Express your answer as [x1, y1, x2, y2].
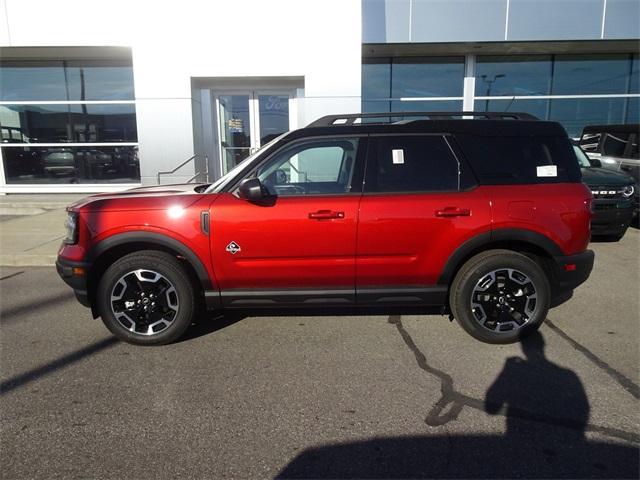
[96, 250, 195, 345]
[450, 249, 550, 344]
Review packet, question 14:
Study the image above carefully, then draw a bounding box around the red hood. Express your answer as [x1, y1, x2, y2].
[69, 183, 209, 212]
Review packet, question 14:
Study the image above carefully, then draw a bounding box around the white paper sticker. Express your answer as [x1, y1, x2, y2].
[392, 149, 405, 165]
[536, 165, 557, 177]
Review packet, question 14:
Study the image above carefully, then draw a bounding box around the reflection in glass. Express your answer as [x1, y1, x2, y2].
[259, 95, 289, 145]
[362, 61, 391, 99]
[552, 54, 631, 95]
[0, 104, 137, 143]
[0, 104, 70, 143]
[392, 57, 464, 98]
[549, 98, 625, 138]
[0, 60, 135, 101]
[65, 61, 135, 100]
[475, 56, 552, 96]
[68, 104, 137, 142]
[390, 100, 464, 114]
[474, 99, 549, 121]
[2, 146, 140, 184]
[0, 61, 68, 101]
[626, 97, 639, 123]
[630, 55, 639, 95]
[219, 95, 251, 174]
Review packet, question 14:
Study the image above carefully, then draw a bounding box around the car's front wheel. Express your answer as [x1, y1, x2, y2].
[450, 249, 550, 344]
[96, 250, 195, 345]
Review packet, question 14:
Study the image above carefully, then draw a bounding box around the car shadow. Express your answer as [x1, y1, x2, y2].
[178, 305, 448, 343]
[277, 331, 639, 479]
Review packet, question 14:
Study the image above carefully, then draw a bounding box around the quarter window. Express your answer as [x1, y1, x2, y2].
[365, 135, 460, 193]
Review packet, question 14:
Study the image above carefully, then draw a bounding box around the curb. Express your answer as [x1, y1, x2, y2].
[0, 255, 57, 267]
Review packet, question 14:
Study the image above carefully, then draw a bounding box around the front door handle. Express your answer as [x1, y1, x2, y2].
[435, 207, 471, 217]
[309, 210, 345, 220]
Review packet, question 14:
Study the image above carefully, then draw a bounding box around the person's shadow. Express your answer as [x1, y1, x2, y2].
[485, 330, 590, 439]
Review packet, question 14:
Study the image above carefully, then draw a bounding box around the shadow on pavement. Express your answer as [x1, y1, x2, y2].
[278, 330, 639, 479]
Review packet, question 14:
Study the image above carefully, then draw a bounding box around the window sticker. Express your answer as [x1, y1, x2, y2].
[536, 165, 557, 177]
[392, 149, 405, 165]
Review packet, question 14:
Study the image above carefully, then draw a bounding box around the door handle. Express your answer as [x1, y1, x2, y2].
[308, 210, 345, 220]
[435, 207, 471, 217]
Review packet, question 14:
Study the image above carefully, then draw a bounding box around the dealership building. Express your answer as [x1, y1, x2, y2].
[0, 0, 638, 193]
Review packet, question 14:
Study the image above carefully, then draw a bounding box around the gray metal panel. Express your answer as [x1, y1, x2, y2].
[362, 0, 387, 43]
[507, 0, 604, 41]
[603, 0, 640, 39]
[386, 0, 411, 43]
[362, 0, 410, 43]
[411, 0, 507, 42]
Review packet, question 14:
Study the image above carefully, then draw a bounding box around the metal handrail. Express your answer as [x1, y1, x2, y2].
[157, 154, 209, 185]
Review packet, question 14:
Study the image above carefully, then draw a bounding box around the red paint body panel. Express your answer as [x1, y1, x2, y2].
[209, 193, 360, 289]
[57, 181, 592, 295]
[490, 183, 592, 255]
[356, 187, 493, 286]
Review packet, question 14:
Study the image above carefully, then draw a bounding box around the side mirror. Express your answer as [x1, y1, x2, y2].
[589, 158, 602, 168]
[238, 177, 269, 203]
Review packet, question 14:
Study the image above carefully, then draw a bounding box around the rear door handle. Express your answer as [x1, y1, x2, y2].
[309, 210, 345, 220]
[435, 207, 471, 217]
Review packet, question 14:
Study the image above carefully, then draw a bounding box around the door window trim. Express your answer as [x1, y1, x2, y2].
[363, 133, 465, 195]
[227, 134, 369, 197]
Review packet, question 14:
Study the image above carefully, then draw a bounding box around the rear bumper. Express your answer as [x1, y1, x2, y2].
[56, 257, 91, 307]
[551, 250, 595, 292]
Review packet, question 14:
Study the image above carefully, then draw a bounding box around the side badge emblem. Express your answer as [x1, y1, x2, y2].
[226, 241, 241, 255]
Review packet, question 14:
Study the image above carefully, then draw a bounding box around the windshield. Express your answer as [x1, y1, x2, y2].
[573, 145, 592, 168]
[205, 133, 288, 193]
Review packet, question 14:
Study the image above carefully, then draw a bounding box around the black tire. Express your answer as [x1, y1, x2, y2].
[450, 249, 550, 344]
[96, 250, 195, 345]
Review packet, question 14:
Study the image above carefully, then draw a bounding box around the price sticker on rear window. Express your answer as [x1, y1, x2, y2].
[392, 149, 405, 165]
[536, 165, 557, 177]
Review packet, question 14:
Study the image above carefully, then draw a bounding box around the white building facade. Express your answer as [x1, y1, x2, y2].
[0, 0, 638, 193]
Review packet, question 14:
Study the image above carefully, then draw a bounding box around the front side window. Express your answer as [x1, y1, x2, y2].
[365, 135, 460, 193]
[255, 139, 359, 196]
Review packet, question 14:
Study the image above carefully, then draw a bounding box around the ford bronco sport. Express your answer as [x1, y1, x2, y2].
[57, 112, 594, 346]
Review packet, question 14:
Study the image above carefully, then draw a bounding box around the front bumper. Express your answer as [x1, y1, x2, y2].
[591, 200, 634, 235]
[551, 250, 595, 292]
[56, 257, 91, 307]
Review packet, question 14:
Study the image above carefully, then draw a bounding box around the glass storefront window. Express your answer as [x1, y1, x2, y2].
[0, 61, 68, 101]
[0, 104, 137, 143]
[552, 54, 632, 95]
[362, 60, 391, 100]
[0, 60, 134, 101]
[2, 145, 139, 184]
[65, 61, 135, 101]
[392, 57, 464, 98]
[474, 98, 550, 122]
[629, 54, 639, 94]
[475, 55, 552, 96]
[549, 98, 626, 138]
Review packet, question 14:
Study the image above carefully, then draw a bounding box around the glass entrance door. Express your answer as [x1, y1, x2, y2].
[217, 91, 292, 174]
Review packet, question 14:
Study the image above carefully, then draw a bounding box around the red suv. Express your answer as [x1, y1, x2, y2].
[57, 112, 594, 346]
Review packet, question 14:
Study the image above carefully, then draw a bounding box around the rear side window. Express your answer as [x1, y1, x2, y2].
[455, 135, 581, 184]
[365, 135, 460, 193]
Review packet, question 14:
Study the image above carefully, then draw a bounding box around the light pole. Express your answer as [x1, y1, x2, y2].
[481, 74, 505, 111]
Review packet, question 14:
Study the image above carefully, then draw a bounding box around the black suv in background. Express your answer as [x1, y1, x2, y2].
[572, 142, 636, 241]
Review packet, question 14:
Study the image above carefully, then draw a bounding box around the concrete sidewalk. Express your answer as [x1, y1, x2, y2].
[0, 195, 85, 266]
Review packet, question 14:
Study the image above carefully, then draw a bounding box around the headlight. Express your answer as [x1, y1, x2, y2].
[621, 185, 635, 198]
[64, 211, 78, 245]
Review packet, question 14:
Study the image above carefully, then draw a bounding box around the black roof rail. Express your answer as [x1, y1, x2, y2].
[307, 111, 539, 127]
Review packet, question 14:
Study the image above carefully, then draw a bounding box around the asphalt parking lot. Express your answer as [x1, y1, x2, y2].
[1, 231, 639, 479]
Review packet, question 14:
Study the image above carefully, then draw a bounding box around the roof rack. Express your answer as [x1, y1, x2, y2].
[307, 111, 538, 127]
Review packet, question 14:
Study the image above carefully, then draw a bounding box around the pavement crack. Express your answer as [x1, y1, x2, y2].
[546, 318, 639, 399]
[0, 271, 24, 281]
[388, 315, 639, 445]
